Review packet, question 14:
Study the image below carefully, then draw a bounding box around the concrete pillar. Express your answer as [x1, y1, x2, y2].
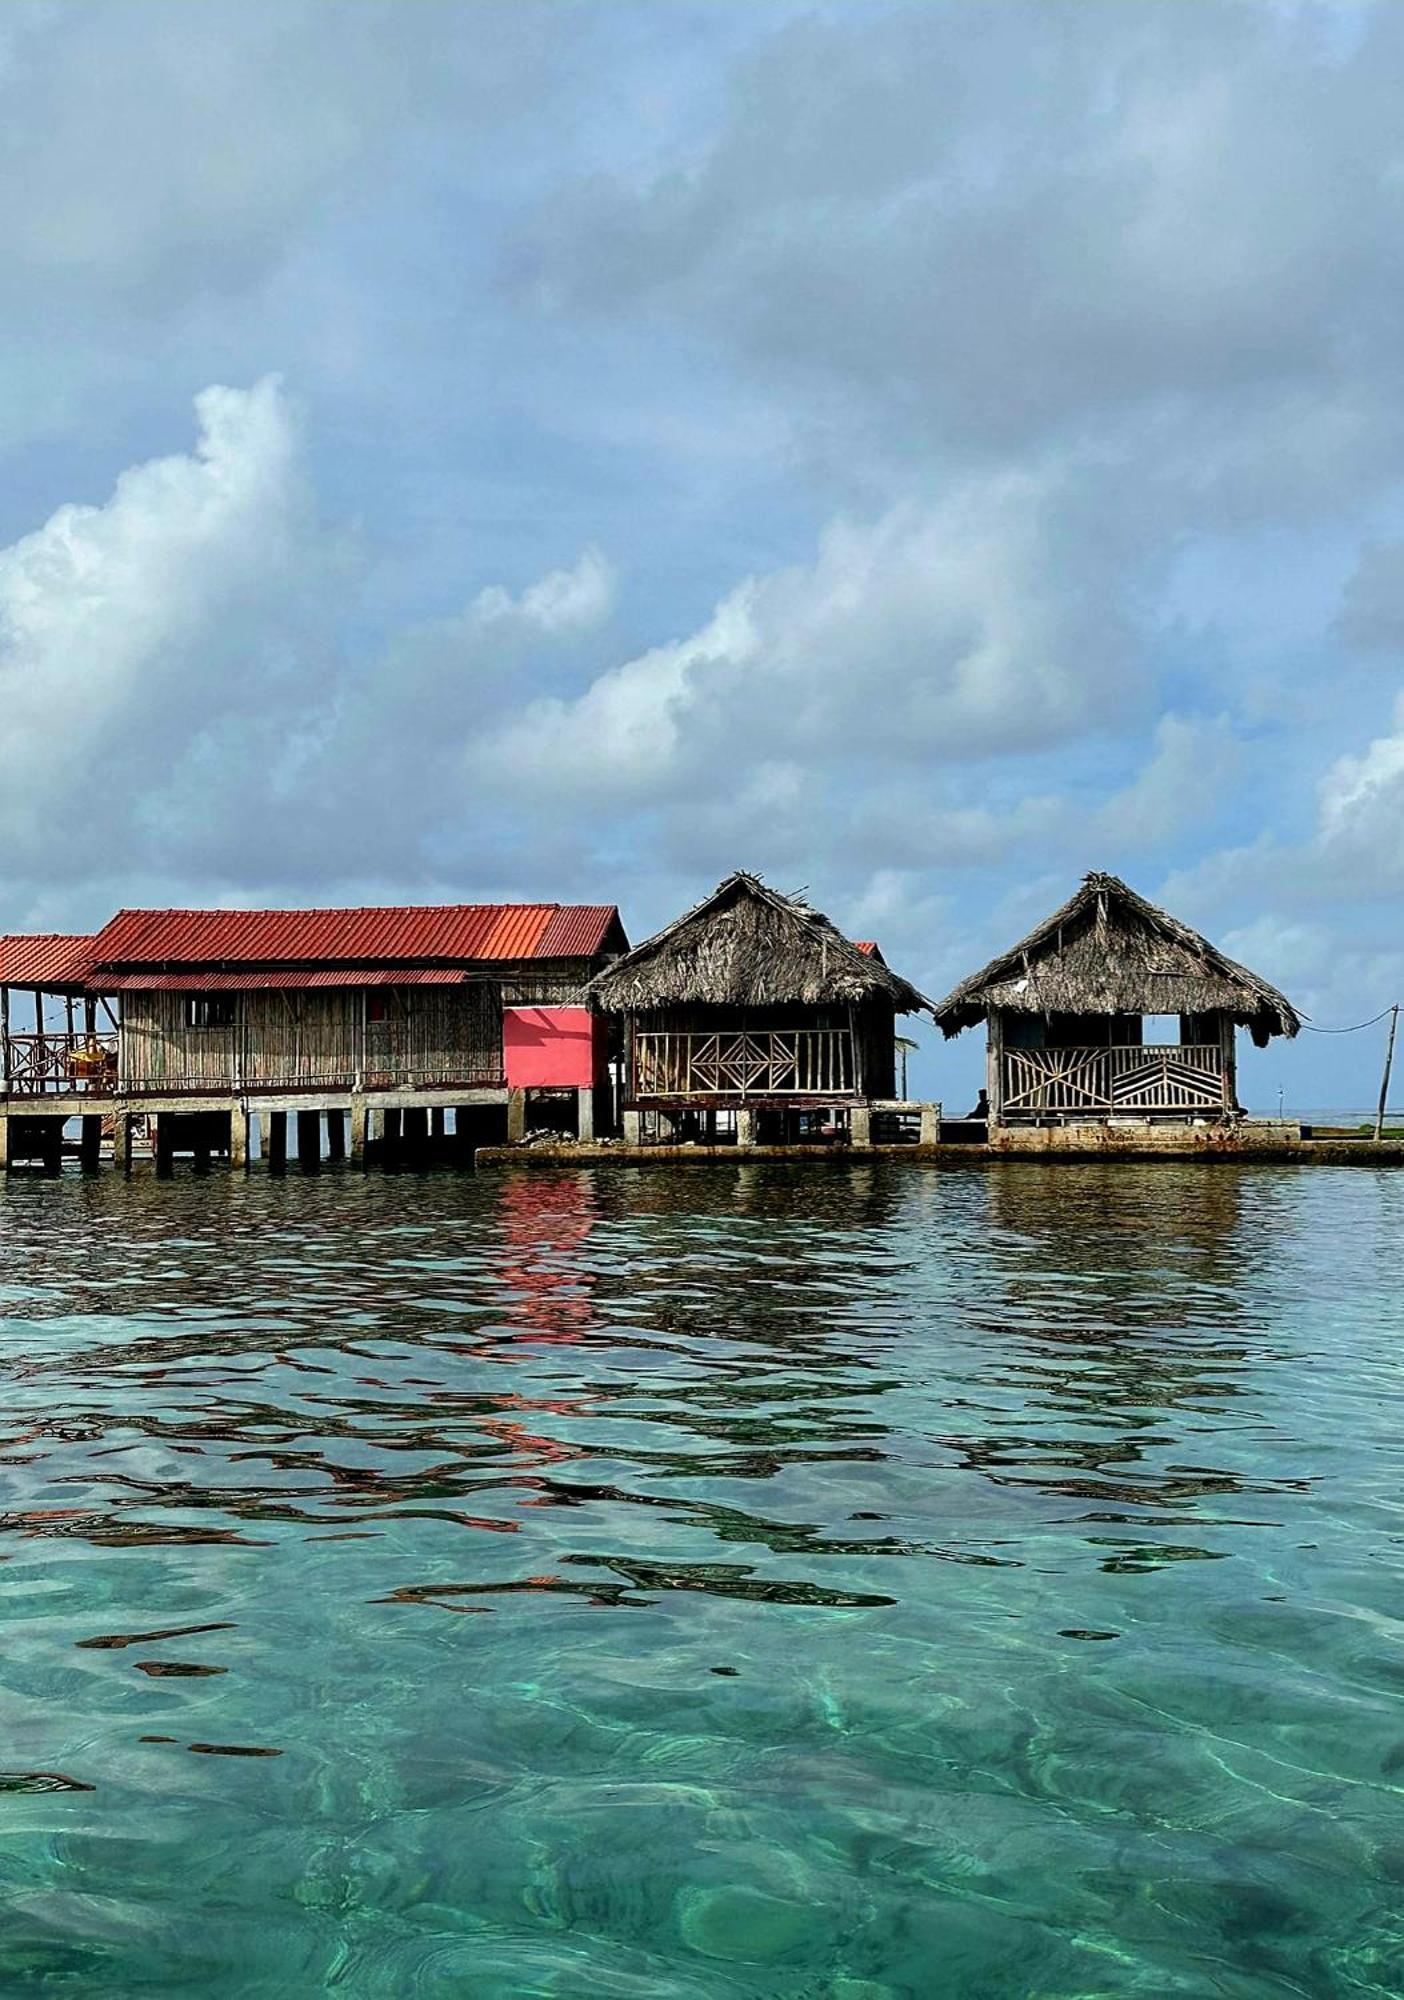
[507, 1088, 527, 1145]
[349, 1097, 368, 1165]
[735, 1106, 757, 1150]
[325, 1109, 346, 1161]
[229, 1104, 250, 1170]
[154, 1115, 175, 1176]
[622, 1107, 641, 1146]
[849, 1104, 872, 1150]
[80, 1115, 102, 1173]
[919, 1103, 940, 1147]
[111, 1113, 130, 1175]
[576, 1086, 595, 1143]
[41, 1118, 63, 1176]
[296, 1109, 321, 1168]
[265, 1110, 287, 1172]
[0, 1112, 8, 1173]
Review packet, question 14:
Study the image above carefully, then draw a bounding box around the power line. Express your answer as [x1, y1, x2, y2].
[1301, 1007, 1398, 1035]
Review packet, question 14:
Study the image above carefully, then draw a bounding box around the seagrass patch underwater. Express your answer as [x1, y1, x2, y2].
[0, 1159, 1401, 1996]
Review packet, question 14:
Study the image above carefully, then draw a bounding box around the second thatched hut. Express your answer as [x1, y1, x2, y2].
[931, 871, 1300, 1128]
[587, 872, 927, 1144]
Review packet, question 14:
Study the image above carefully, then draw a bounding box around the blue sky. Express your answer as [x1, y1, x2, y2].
[3, 0, 1403, 1107]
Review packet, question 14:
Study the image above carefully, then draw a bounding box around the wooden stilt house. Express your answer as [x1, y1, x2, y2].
[587, 872, 927, 1142]
[931, 872, 1300, 1126]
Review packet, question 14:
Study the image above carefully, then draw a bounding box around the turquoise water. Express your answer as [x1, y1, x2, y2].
[0, 1161, 1401, 1996]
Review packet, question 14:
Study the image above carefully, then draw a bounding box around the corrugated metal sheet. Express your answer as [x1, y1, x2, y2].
[0, 933, 94, 989]
[88, 903, 621, 972]
[104, 967, 473, 993]
[537, 905, 620, 959]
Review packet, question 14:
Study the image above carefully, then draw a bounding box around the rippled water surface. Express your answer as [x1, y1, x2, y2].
[1, 1160, 1402, 1996]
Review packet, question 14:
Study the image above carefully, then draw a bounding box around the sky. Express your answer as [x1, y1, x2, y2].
[3, 0, 1404, 1108]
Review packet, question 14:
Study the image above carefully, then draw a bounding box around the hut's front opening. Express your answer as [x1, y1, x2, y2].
[623, 999, 897, 1144]
[993, 1007, 1238, 1123]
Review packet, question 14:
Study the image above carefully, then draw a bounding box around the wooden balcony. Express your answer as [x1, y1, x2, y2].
[633, 1027, 855, 1101]
[1001, 1043, 1228, 1120]
[3, 1033, 119, 1095]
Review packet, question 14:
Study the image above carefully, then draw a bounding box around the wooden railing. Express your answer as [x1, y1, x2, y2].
[633, 1028, 855, 1099]
[3, 1033, 119, 1095]
[1001, 1043, 1227, 1118]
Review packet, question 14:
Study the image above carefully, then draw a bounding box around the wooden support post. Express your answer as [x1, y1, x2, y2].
[0, 1113, 8, 1173]
[986, 1011, 1005, 1128]
[382, 1107, 403, 1165]
[849, 1103, 872, 1149]
[154, 1115, 175, 1177]
[1, 983, 9, 1090]
[192, 1117, 212, 1173]
[265, 1110, 287, 1172]
[111, 1113, 131, 1175]
[41, 1118, 62, 1176]
[507, 1089, 527, 1145]
[80, 1115, 102, 1173]
[429, 1107, 446, 1141]
[622, 1107, 641, 1146]
[1221, 1011, 1238, 1115]
[84, 997, 97, 1037]
[576, 1087, 595, 1143]
[325, 1109, 347, 1161]
[735, 1106, 757, 1150]
[296, 1109, 321, 1168]
[920, 1102, 940, 1147]
[349, 1097, 368, 1166]
[229, 1105, 250, 1170]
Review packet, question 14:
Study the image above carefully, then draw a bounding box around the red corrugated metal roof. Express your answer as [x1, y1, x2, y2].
[88, 903, 622, 972]
[0, 933, 94, 990]
[537, 905, 623, 958]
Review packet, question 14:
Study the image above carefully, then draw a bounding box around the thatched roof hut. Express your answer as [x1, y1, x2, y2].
[588, 872, 927, 1015]
[932, 872, 1300, 1048]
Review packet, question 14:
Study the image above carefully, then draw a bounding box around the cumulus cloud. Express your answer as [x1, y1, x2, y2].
[471, 468, 1139, 808]
[0, 377, 338, 875]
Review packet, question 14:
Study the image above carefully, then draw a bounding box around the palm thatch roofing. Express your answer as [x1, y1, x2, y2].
[931, 872, 1300, 1048]
[588, 873, 927, 1015]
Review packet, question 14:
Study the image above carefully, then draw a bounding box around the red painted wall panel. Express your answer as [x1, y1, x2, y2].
[502, 1007, 604, 1088]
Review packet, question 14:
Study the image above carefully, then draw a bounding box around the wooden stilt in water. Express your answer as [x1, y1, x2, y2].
[229, 1105, 249, 1170]
[349, 1097, 368, 1166]
[0, 1112, 8, 1173]
[80, 1115, 102, 1173]
[111, 1113, 131, 1175]
[296, 1109, 321, 1168]
[325, 1109, 346, 1161]
[507, 1089, 527, 1144]
[155, 1116, 174, 1177]
[265, 1110, 287, 1172]
[429, 1107, 446, 1141]
[382, 1107, 403, 1165]
[402, 1106, 428, 1163]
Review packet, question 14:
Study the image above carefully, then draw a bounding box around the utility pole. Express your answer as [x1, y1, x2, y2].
[1375, 1004, 1399, 1142]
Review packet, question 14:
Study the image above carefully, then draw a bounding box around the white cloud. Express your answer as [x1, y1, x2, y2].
[472, 469, 1138, 806]
[1096, 713, 1244, 848]
[0, 376, 338, 874]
